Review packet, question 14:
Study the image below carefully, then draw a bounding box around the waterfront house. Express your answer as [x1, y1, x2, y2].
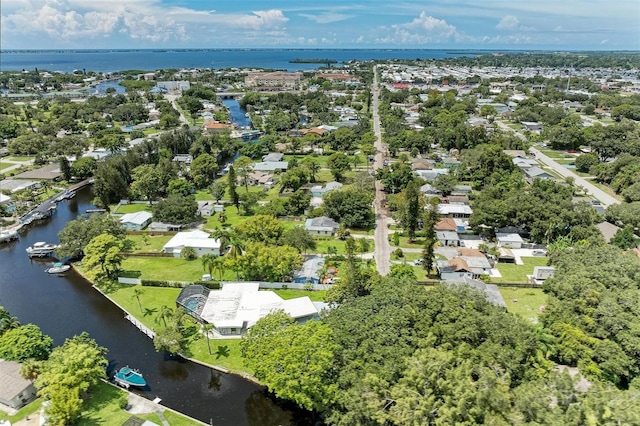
[163, 230, 221, 257]
[179, 283, 320, 336]
[253, 161, 288, 172]
[119, 211, 153, 231]
[0, 360, 37, 410]
[148, 222, 182, 232]
[262, 153, 284, 162]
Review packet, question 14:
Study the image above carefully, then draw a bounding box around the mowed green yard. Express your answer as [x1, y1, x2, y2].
[500, 287, 548, 324]
[494, 257, 549, 283]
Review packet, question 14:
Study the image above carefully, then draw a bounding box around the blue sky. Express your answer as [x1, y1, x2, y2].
[1, 0, 638, 50]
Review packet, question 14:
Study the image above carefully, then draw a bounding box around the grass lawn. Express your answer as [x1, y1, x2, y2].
[312, 238, 348, 255]
[7, 156, 32, 161]
[126, 234, 172, 253]
[0, 162, 14, 171]
[270, 288, 326, 301]
[540, 149, 567, 159]
[120, 257, 217, 281]
[203, 205, 256, 229]
[77, 381, 200, 425]
[114, 203, 152, 214]
[500, 287, 547, 324]
[494, 257, 549, 283]
[0, 399, 42, 423]
[395, 235, 426, 249]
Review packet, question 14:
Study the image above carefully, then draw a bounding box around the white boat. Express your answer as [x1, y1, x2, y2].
[47, 262, 71, 274]
[26, 242, 59, 258]
[0, 230, 19, 243]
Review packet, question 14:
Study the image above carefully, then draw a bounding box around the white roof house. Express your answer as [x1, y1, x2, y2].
[305, 216, 339, 235]
[119, 211, 153, 230]
[496, 233, 524, 248]
[163, 230, 221, 257]
[253, 161, 288, 172]
[199, 282, 320, 335]
[0, 193, 11, 204]
[437, 204, 473, 218]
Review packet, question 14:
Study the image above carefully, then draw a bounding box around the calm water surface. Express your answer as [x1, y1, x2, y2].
[0, 188, 310, 425]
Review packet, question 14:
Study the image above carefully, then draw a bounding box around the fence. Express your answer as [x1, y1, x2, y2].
[118, 277, 142, 285]
[116, 277, 332, 291]
[121, 252, 173, 258]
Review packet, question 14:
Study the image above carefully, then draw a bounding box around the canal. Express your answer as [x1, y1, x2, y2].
[0, 187, 309, 425]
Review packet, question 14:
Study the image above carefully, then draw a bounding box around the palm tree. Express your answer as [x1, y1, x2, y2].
[156, 305, 173, 328]
[212, 256, 226, 282]
[201, 253, 218, 277]
[202, 323, 214, 355]
[226, 236, 245, 280]
[211, 228, 232, 253]
[133, 287, 144, 314]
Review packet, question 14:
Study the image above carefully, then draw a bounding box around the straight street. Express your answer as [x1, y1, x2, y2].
[371, 66, 392, 276]
[495, 121, 621, 207]
[529, 148, 621, 207]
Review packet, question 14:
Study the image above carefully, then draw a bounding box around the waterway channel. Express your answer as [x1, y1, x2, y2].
[0, 187, 310, 425]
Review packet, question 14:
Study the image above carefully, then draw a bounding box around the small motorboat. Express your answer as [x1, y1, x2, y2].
[114, 366, 147, 388]
[47, 262, 71, 274]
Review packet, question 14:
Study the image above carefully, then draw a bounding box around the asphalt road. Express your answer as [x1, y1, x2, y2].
[495, 121, 621, 207]
[529, 147, 621, 207]
[371, 66, 392, 276]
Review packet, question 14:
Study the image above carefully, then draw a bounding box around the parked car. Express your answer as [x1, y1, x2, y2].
[413, 258, 423, 265]
[532, 250, 547, 256]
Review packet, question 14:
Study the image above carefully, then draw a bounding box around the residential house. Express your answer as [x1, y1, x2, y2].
[452, 185, 472, 195]
[415, 168, 449, 182]
[183, 282, 320, 336]
[528, 266, 556, 285]
[119, 211, 153, 231]
[262, 153, 284, 163]
[173, 154, 193, 165]
[435, 218, 467, 232]
[247, 171, 274, 187]
[596, 221, 621, 243]
[524, 166, 555, 183]
[444, 277, 507, 307]
[305, 216, 339, 236]
[437, 204, 473, 219]
[496, 233, 524, 249]
[419, 183, 442, 196]
[0, 179, 40, 193]
[244, 71, 302, 88]
[148, 222, 182, 232]
[253, 161, 288, 172]
[310, 181, 343, 198]
[411, 158, 435, 171]
[447, 195, 470, 205]
[0, 360, 37, 409]
[521, 121, 543, 133]
[197, 201, 214, 217]
[437, 231, 461, 247]
[163, 230, 221, 257]
[442, 157, 460, 168]
[203, 121, 232, 134]
[513, 157, 538, 170]
[293, 256, 325, 284]
[0, 193, 15, 213]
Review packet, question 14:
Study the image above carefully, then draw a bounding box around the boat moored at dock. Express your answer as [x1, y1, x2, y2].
[114, 366, 147, 388]
[26, 241, 59, 258]
[46, 262, 71, 274]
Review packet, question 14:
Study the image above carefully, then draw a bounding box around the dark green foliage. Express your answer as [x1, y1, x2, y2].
[542, 245, 640, 387]
[152, 194, 198, 225]
[323, 187, 374, 229]
[57, 213, 126, 258]
[574, 152, 600, 173]
[0, 324, 53, 361]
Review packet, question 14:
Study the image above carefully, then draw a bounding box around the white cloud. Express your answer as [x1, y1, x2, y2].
[496, 15, 519, 30]
[373, 12, 463, 45]
[299, 12, 353, 24]
[1, 0, 289, 45]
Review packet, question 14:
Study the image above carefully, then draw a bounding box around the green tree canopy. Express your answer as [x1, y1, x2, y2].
[57, 213, 126, 258]
[152, 194, 198, 225]
[0, 324, 52, 362]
